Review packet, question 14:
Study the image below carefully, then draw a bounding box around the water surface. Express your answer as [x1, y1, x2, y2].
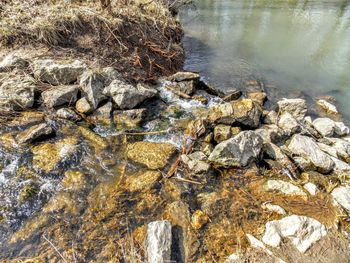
[180, 0, 350, 119]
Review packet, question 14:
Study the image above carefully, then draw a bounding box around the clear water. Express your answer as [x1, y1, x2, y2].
[180, 0, 350, 120]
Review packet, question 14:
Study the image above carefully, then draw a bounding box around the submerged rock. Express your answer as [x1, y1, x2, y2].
[277, 98, 307, 121]
[79, 70, 106, 109]
[317, 99, 338, 115]
[181, 151, 210, 174]
[104, 80, 157, 109]
[41, 85, 79, 108]
[62, 170, 87, 190]
[331, 186, 350, 212]
[127, 141, 176, 169]
[262, 215, 327, 253]
[33, 59, 86, 85]
[287, 134, 334, 173]
[113, 108, 147, 129]
[208, 131, 263, 167]
[16, 123, 53, 144]
[0, 54, 29, 72]
[124, 170, 161, 192]
[0, 74, 36, 110]
[146, 220, 172, 263]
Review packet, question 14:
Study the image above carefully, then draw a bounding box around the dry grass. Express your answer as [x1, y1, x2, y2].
[0, 0, 185, 82]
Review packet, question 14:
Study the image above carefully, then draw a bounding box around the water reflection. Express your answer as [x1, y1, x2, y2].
[180, 0, 350, 119]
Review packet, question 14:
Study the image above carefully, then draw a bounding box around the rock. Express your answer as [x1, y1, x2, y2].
[124, 170, 161, 192]
[226, 253, 240, 263]
[278, 112, 300, 135]
[213, 124, 232, 143]
[327, 138, 350, 160]
[33, 59, 86, 85]
[16, 123, 53, 144]
[222, 89, 242, 102]
[167, 71, 200, 82]
[208, 131, 263, 167]
[313, 118, 349, 137]
[9, 111, 45, 127]
[101, 67, 122, 85]
[88, 102, 113, 126]
[263, 110, 278, 124]
[166, 80, 196, 95]
[75, 97, 93, 113]
[191, 210, 209, 230]
[56, 108, 81, 122]
[247, 91, 267, 105]
[113, 108, 147, 129]
[246, 234, 273, 256]
[41, 85, 79, 108]
[262, 215, 327, 253]
[0, 54, 29, 72]
[335, 122, 350, 137]
[277, 98, 307, 121]
[331, 186, 350, 212]
[104, 80, 157, 109]
[303, 182, 318, 195]
[287, 134, 334, 173]
[255, 125, 284, 144]
[78, 126, 108, 151]
[127, 142, 176, 169]
[317, 99, 338, 115]
[181, 151, 210, 174]
[146, 220, 172, 263]
[79, 70, 106, 109]
[262, 203, 286, 215]
[62, 170, 87, 190]
[331, 156, 350, 173]
[32, 136, 78, 173]
[264, 180, 307, 197]
[0, 74, 36, 110]
[208, 99, 262, 128]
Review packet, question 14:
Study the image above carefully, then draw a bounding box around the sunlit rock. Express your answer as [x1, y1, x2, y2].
[80, 70, 106, 109]
[127, 141, 176, 169]
[262, 215, 327, 253]
[16, 123, 53, 144]
[317, 99, 338, 115]
[331, 185, 350, 212]
[264, 180, 307, 198]
[262, 203, 286, 215]
[191, 210, 209, 230]
[167, 71, 200, 82]
[146, 220, 172, 263]
[41, 85, 79, 108]
[124, 170, 161, 192]
[277, 98, 307, 121]
[75, 97, 93, 113]
[56, 108, 81, 122]
[278, 112, 300, 135]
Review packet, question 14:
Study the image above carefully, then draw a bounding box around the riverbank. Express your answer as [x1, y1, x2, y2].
[1, 1, 350, 263]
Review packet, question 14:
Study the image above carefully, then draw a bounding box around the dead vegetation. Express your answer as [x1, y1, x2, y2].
[0, 0, 185, 82]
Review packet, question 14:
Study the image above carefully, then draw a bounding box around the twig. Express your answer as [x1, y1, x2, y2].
[164, 85, 191, 99]
[172, 176, 202, 185]
[42, 234, 69, 263]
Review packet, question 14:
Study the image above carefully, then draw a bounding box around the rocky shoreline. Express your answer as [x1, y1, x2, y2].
[1, 52, 350, 262]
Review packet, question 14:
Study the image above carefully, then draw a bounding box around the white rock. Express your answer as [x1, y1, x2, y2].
[146, 220, 172, 263]
[331, 156, 350, 173]
[262, 203, 286, 215]
[334, 122, 350, 136]
[313, 118, 336, 137]
[277, 98, 307, 121]
[303, 182, 318, 195]
[328, 138, 350, 160]
[262, 215, 327, 253]
[264, 180, 307, 197]
[331, 186, 350, 212]
[226, 253, 240, 263]
[317, 99, 338, 115]
[278, 112, 300, 135]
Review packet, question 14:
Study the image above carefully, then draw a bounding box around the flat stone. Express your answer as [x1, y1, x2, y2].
[277, 98, 307, 121]
[209, 131, 263, 167]
[264, 180, 307, 197]
[146, 220, 172, 263]
[331, 186, 350, 212]
[16, 123, 53, 144]
[33, 59, 86, 85]
[262, 215, 327, 253]
[41, 85, 79, 108]
[287, 134, 334, 173]
[127, 141, 176, 169]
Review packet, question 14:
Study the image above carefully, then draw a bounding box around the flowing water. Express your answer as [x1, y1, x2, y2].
[180, 0, 350, 120]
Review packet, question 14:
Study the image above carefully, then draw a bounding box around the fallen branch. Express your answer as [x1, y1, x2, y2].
[172, 176, 202, 185]
[42, 234, 69, 263]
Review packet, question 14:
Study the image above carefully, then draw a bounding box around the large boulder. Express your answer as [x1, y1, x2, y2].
[277, 98, 307, 121]
[79, 70, 106, 109]
[127, 141, 176, 169]
[0, 74, 36, 110]
[104, 80, 157, 109]
[146, 220, 172, 263]
[33, 59, 86, 85]
[208, 131, 263, 167]
[0, 54, 29, 72]
[287, 134, 334, 173]
[208, 99, 262, 128]
[262, 215, 327, 253]
[41, 85, 79, 108]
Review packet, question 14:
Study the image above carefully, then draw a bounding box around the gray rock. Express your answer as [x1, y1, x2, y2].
[167, 80, 196, 95]
[56, 108, 81, 122]
[213, 124, 232, 143]
[208, 131, 263, 167]
[80, 70, 106, 109]
[313, 117, 349, 137]
[0, 54, 29, 72]
[255, 125, 285, 144]
[167, 71, 200, 82]
[75, 97, 93, 114]
[104, 80, 157, 109]
[277, 98, 307, 121]
[331, 156, 350, 173]
[0, 74, 35, 110]
[101, 67, 122, 86]
[327, 138, 350, 160]
[264, 180, 307, 197]
[262, 110, 278, 124]
[41, 85, 79, 108]
[33, 59, 86, 85]
[88, 102, 113, 126]
[262, 215, 327, 253]
[16, 123, 53, 144]
[287, 134, 334, 173]
[278, 112, 300, 135]
[146, 220, 172, 263]
[331, 186, 350, 212]
[181, 151, 210, 174]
